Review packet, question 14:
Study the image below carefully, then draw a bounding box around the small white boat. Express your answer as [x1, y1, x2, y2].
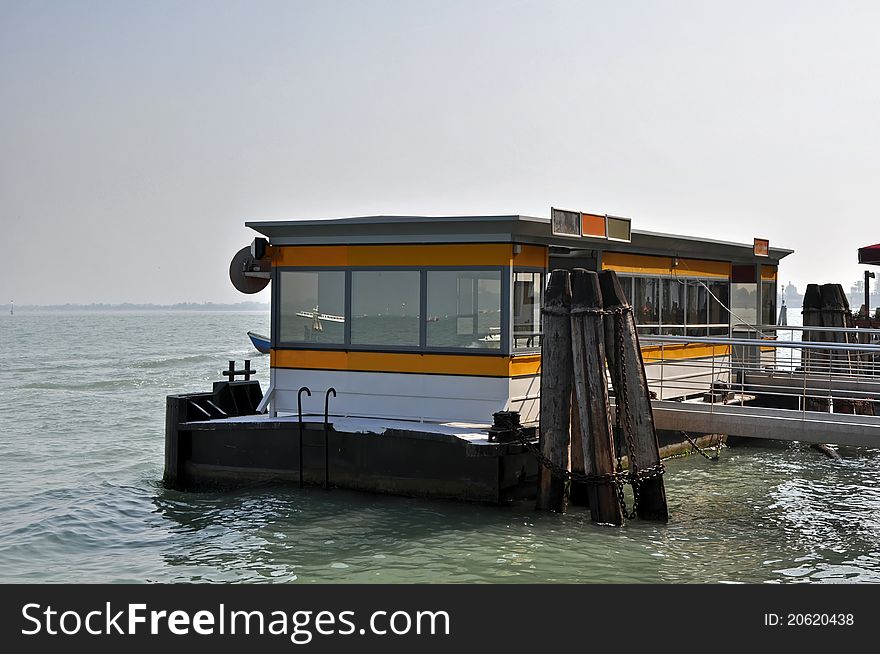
[295, 307, 345, 323]
[295, 306, 344, 332]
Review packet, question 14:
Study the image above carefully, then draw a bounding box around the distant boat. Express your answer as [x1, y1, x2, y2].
[295, 306, 344, 332]
[247, 331, 271, 354]
[9, 301, 12, 316]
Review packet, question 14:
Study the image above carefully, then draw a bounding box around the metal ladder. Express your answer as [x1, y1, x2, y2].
[297, 387, 336, 489]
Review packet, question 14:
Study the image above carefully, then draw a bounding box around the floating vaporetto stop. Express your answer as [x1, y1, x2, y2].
[164, 211, 880, 516]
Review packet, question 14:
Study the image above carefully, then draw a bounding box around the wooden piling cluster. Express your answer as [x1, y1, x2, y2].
[536, 268, 668, 524]
[803, 283, 856, 375]
[802, 282, 874, 417]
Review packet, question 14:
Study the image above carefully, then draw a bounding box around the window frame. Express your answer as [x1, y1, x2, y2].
[274, 267, 348, 347]
[661, 277, 686, 335]
[632, 275, 661, 334]
[272, 265, 512, 356]
[349, 268, 423, 348]
[761, 279, 777, 327]
[425, 266, 508, 354]
[615, 272, 731, 337]
[511, 267, 545, 354]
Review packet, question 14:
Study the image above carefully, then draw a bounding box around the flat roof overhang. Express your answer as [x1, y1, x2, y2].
[247, 214, 793, 266]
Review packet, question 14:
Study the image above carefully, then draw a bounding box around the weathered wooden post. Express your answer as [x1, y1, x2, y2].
[828, 284, 873, 416]
[805, 283, 850, 454]
[569, 400, 589, 506]
[599, 270, 668, 522]
[802, 283, 823, 374]
[845, 301, 869, 374]
[821, 283, 852, 378]
[802, 283, 830, 415]
[536, 269, 572, 513]
[570, 269, 624, 525]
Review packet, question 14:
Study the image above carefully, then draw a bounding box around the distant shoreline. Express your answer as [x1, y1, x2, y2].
[8, 302, 269, 312]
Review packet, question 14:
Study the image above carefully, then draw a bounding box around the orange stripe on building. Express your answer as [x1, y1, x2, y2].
[513, 244, 548, 269]
[509, 354, 542, 377]
[641, 343, 732, 361]
[602, 252, 730, 279]
[761, 265, 778, 281]
[271, 349, 543, 377]
[272, 344, 733, 374]
[272, 243, 549, 268]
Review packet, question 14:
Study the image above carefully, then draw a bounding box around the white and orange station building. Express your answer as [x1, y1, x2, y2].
[244, 213, 791, 424]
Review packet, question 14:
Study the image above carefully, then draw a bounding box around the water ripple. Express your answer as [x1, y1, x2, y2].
[1, 311, 880, 582]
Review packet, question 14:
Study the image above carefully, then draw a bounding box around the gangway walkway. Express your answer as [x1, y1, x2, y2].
[646, 400, 880, 447]
[630, 325, 880, 448]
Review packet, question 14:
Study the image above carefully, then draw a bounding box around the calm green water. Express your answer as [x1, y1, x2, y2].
[1, 311, 879, 583]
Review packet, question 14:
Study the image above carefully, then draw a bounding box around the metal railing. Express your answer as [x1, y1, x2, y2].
[637, 324, 880, 412]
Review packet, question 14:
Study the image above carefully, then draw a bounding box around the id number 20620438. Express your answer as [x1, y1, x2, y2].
[764, 614, 854, 627]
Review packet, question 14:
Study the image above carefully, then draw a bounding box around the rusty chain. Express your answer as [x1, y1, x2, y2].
[613, 304, 644, 519]
[516, 429, 665, 490]
[530, 303, 667, 518]
[517, 430, 621, 486]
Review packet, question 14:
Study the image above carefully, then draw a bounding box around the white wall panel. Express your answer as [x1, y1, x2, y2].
[272, 368, 513, 423]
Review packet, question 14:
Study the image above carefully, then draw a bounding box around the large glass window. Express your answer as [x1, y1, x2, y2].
[278, 270, 345, 343]
[634, 277, 659, 334]
[426, 270, 502, 349]
[351, 270, 421, 346]
[708, 280, 730, 335]
[513, 271, 542, 350]
[619, 276, 633, 306]
[731, 283, 758, 328]
[661, 279, 685, 335]
[625, 275, 730, 337]
[761, 280, 777, 326]
[685, 279, 708, 336]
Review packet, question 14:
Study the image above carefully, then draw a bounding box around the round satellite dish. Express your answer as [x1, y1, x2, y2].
[229, 246, 270, 294]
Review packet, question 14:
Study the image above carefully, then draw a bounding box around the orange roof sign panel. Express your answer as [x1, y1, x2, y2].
[754, 238, 770, 257]
[581, 213, 606, 238]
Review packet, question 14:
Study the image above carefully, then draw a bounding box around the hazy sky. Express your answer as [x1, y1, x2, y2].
[2, 0, 878, 305]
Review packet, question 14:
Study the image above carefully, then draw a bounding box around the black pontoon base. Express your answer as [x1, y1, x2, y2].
[164, 381, 723, 503]
[164, 382, 539, 503]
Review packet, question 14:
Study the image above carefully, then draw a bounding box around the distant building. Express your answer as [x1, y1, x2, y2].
[849, 279, 880, 313]
[779, 280, 878, 313]
[779, 281, 804, 307]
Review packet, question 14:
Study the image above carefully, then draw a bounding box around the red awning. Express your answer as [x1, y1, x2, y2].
[859, 243, 880, 265]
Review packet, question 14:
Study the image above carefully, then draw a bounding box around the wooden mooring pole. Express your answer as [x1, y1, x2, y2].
[803, 282, 874, 454]
[569, 400, 588, 506]
[599, 270, 668, 523]
[821, 283, 852, 379]
[822, 283, 873, 417]
[570, 269, 624, 525]
[536, 269, 572, 513]
[802, 283, 823, 376]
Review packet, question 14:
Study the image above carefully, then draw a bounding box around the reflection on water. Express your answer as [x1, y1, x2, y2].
[1, 311, 879, 583]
